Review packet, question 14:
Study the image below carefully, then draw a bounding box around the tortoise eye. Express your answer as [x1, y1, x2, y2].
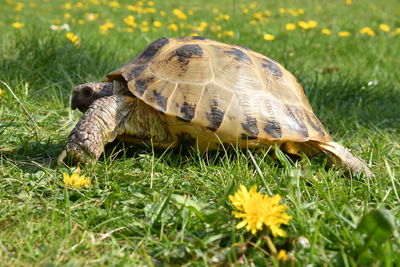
[82, 86, 93, 97]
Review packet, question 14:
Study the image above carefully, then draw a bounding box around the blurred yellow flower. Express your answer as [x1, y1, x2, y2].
[321, 28, 332, 35]
[285, 23, 296, 31]
[229, 185, 291, 235]
[359, 27, 375, 36]
[307, 20, 318, 29]
[64, 13, 71, 19]
[12, 22, 24, 28]
[168, 23, 178, 32]
[153, 21, 162, 28]
[86, 13, 98, 21]
[338, 31, 351, 37]
[346, 0, 352, 5]
[379, 24, 390, 32]
[224, 30, 234, 37]
[63, 3, 72, 10]
[278, 8, 286, 14]
[264, 10, 271, 16]
[160, 10, 166, 16]
[242, 8, 249, 14]
[124, 15, 137, 27]
[392, 28, 400, 36]
[277, 250, 289, 261]
[63, 170, 90, 187]
[0, 88, 5, 96]
[99, 22, 115, 34]
[298, 20, 309, 30]
[144, 8, 156, 14]
[15, 3, 24, 11]
[212, 8, 219, 14]
[108, 1, 120, 8]
[66, 32, 80, 45]
[147, 1, 155, 7]
[263, 33, 275, 41]
[76, 2, 84, 8]
[173, 9, 187, 20]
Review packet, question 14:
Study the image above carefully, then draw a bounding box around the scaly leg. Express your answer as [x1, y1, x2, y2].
[58, 95, 134, 165]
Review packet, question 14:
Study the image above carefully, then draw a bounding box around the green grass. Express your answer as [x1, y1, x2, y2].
[1, 0, 399, 265]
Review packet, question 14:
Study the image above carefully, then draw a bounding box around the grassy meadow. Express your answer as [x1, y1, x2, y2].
[1, 0, 400, 265]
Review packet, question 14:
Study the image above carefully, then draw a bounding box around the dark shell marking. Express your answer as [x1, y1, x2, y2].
[134, 77, 154, 96]
[177, 132, 196, 147]
[262, 58, 283, 78]
[206, 101, 225, 132]
[191, 36, 209, 40]
[224, 48, 251, 62]
[305, 112, 326, 138]
[175, 44, 204, 63]
[178, 102, 196, 122]
[129, 65, 147, 79]
[285, 105, 309, 137]
[241, 133, 257, 140]
[264, 120, 282, 139]
[137, 37, 169, 63]
[241, 116, 259, 136]
[152, 91, 167, 112]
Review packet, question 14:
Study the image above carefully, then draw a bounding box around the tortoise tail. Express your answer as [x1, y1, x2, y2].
[313, 141, 373, 178]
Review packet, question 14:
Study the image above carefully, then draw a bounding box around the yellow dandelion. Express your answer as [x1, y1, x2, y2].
[99, 22, 115, 34]
[359, 26, 375, 36]
[379, 24, 390, 32]
[108, 1, 120, 8]
[168, 23, 178, 32]
[249, 2, 257, 9]
[147, 1, 154, 7]
[321, 28, 332, 35]
[277, 250, 289, 261]
[76, 2, 84, 8]
[63, 170, 90, 187]
[338, 31, 351, 37]
[224, 30, 234, 37]
[392, 28, 400, 36]
[229, 185, 292, 236]
[153, 21, 162, 28]
[242, 8, 249, 14]
[66, 32, 80, 45]
[278, 8, 286, 14]
[249, 20, 257, 26]
[123, 15, 137, 27]
[263, 33, 275, 41]
[0, 88, 5, 96]
[345, 0, 352, 5]
[12, 22, 24, 29]
[285, 23, 296, 31]
[307, 20, 318, 29]
[137, 1, 144, 6]
[63, 3, 72, 10]
[160, 10, 166, 16]
[297, 8, 305, 15]
[212, 8, 219, 14]
[143, 8, 156, 14]
[173, 9, 187, 20]
[15, 3, 24, 11]
[86, 13, 98, 21]
[264, 10, 271, 16]
[298, 20, 309, 30]
[64, 13, 71, 19]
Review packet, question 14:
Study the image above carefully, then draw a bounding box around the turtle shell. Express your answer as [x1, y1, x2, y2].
[104, 37, 331, 149]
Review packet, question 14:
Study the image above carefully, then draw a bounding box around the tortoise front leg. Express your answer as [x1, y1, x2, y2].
[58, 95, 134, 165]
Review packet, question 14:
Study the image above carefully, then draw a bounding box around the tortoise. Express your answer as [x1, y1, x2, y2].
[58, 36, 372, 177]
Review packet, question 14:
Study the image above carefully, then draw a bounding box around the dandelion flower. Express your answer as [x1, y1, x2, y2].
[263, 33, 275, 41]
[66, 32, 80, 45]
[285, 23, 296, 31]
[108, 1, 121, 8]
[224, 30, 234, 37]
[153, 21, 162, 28]
[338, 31, 351, 37]
[12, 22, 24, 29]
[168, 23, 178, 32]
[173, 9, 187, 20]
[0, 88, 5, 96]
[277, 250, 289, 261]
[15, 3, 24, 11]
[298, 21, 309, 30]
[379, 24, 390, 32]
[321, 28, 332, 35]
[63, 169, 90, 187]
[229, 185, 292, 235]
[307, 20, 318, 29]
[345, 0, 352, 5]
[392, 28, 400, 36]
[64, 13, 71, 19]
[359, 27, 375, 36]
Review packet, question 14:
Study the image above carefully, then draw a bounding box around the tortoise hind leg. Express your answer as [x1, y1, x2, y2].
[310, 141, 373, 177]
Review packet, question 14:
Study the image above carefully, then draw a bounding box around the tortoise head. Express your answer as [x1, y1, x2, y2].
[71, 82, 113, 113]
